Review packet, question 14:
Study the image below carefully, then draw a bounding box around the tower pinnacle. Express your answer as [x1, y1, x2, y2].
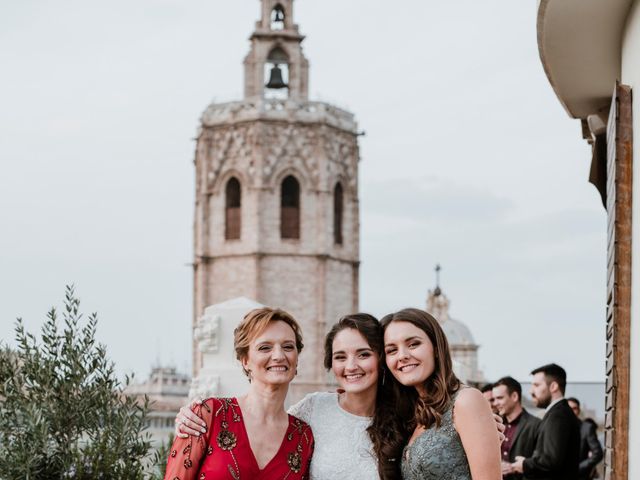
[244, 0, 309, 100]
[434, 264, 442, 296]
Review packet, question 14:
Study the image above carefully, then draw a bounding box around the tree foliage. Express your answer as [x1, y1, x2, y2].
[0, 286, 156, 480]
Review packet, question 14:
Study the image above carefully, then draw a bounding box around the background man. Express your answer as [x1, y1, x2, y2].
[512, 363, 581, 480]
[481, 382, 498, 414]
[492, 376, 541, 479]
[567, 397, 603, 480]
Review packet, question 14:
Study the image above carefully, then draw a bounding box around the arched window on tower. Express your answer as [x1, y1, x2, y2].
[271, 4, 285, 30]
[334, 182, 343, 245]
[225, 177, 241, 240]
[264, 46, 289, 100]
[281, 175, 300, 239]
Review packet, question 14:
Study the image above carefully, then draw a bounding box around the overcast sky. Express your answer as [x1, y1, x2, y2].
[0, 0, 606, 385]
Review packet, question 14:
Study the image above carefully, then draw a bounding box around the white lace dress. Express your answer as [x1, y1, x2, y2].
[288, 392, 378, 479]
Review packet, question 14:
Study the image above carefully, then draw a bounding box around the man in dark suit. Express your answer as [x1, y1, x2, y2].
[511, 363, 581, 480]
[567, 397, 603, 479]
[492, 376, 541, 479]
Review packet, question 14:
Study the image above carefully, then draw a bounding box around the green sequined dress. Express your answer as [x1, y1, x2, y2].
[401, 390, 472, 480]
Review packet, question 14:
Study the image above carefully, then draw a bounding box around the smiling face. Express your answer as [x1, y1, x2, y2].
[383, 320, 436, 396]
[242, 320, 298, 387]
[331, 328, 380, 395]
[492, 384, 518, 417]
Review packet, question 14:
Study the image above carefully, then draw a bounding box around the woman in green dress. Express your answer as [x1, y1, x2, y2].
[381, 308, 501, 480]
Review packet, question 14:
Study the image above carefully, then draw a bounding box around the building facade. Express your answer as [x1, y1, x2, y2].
[536, 1, 639, 478]
[125, 367, 190, 446]
[192, 0, 361, 401]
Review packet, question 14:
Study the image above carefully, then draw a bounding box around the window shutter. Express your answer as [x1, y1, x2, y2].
[604, 82, 632, 480]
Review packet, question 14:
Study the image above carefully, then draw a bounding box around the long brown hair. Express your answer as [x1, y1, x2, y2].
[324, 314, 408, 480]
[380, 308, 461, 430]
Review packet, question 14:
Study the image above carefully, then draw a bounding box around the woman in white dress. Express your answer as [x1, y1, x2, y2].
[286, 314, 402, 479]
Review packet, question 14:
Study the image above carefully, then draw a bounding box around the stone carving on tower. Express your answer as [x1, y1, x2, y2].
[426, 265, 484, 384]
[193, 0, 361, 402]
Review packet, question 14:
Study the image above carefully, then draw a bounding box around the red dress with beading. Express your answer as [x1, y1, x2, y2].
[164, 397, 314, 480]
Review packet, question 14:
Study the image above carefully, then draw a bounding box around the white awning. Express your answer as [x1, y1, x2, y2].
[537, 0, 632, 119]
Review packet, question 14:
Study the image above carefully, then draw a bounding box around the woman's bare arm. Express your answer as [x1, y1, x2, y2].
[454, 388, 502, 480]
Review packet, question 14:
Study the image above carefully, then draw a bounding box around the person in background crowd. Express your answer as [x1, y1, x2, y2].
[511, 363, 580, 480]
[481, 382, 498, 414]
[492, 376, 540, 479]
[567, 397, 603, 480]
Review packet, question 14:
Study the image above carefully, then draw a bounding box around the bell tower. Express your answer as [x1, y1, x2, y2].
[192, 0, 361, 401]
[243, 0, 309, 101]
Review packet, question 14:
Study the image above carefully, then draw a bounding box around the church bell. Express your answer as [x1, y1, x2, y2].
[273, 8, 285, 24]
[266, 64, 287, 89]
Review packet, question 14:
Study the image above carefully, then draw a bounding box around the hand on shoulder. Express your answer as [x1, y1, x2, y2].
[174, 397, 225, 439]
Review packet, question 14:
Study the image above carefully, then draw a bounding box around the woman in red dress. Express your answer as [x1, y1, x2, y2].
[164, 308, 314, 480]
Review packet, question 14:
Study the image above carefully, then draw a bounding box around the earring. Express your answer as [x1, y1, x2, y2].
[246, 369, 253, 383]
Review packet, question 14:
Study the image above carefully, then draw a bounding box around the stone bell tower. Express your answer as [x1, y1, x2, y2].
[192, 0, 361, 400]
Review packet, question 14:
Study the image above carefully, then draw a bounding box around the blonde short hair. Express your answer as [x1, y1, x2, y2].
[234, 307, 304, 376]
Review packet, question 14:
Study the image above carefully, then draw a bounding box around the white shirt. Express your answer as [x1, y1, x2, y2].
[288, 392, 379, 480]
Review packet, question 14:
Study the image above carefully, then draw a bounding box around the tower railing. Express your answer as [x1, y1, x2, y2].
[201, 98, 357, 132]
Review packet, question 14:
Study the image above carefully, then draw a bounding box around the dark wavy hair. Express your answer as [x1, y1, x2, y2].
[380, 308, 461, 432]
[324, 314, 409, 480]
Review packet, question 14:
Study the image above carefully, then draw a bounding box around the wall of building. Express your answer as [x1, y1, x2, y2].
[206, 258, 259, 304]
[621, 2, 640, 475]
[260, 255, 320, 379]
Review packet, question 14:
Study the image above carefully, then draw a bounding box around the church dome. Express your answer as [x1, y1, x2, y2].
[441, 317, 476, 346]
